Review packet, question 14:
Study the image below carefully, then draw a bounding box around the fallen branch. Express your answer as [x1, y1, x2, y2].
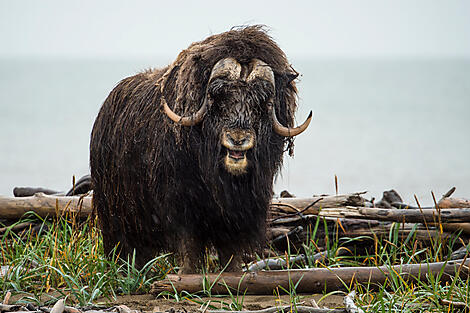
[1, 194, 469, 225]
[271, 192, 369, 215]
[0, 193, 92, 219]
[207, 306, 346, 313]
[439, 298, 470, 310]
[247, 255, 306, 272]
[0, 221, 35, 234]
[0, 193, 366, 220]
[150, 259, 470, 295]
[316, 206, 470, 223]
[438, 197, 470, 209]
[13, 187, 62, 197]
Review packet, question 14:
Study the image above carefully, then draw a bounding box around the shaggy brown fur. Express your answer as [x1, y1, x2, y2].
[90, 26, 300, 273]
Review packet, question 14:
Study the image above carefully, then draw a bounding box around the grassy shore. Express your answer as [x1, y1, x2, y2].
[1, 210, 469, 312]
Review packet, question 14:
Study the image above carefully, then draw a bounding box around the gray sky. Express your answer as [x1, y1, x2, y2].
[1, 0, 470, 58]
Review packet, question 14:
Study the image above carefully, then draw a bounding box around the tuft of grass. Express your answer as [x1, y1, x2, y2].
[0, 212, 171, 306]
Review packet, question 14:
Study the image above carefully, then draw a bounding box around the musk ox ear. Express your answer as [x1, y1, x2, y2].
[285, 67, 299, 85]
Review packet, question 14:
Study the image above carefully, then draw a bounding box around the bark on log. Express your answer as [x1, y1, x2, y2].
[270, 218, 451, 254]
[437, 197, 470, 234]
[439, 223, 470, 235]
[316, 206, 470, 223]
[271, 192, 369, 215]
[0, 193, 366, 220]
[438, 197, 470, 209]
[13, 187, 61, 197]
[150, 259, 470, 295]
[0, 193, 92, 219]
[0, 221, 35, 234]
[1, 193, 469, 224]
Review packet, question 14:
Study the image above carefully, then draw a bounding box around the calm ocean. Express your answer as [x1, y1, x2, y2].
[0, 57, 469, 205]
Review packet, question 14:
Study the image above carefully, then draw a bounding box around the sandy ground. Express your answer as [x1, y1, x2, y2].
[101, 293, 346, 312]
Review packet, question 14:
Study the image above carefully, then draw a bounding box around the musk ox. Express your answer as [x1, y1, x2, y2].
[90, 26, 312, 273]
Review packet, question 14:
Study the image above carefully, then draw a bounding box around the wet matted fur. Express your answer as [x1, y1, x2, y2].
[90, 26, 301, 272]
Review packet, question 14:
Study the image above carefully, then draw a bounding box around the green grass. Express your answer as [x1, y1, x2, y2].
[1, 210, 469, 312]
[0, 212, 171, 306]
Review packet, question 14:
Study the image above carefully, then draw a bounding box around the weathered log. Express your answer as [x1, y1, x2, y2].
[247, 255, 306, 272]
[0, 193, 92, 219]
[1, 193, 469, 225]
[450, 244, 470, 260]
[438, 197, 470, 209]
[374, 189, 403, 208]
[150, 259, 470, 295]
[0, 221, 35, 234]
[437, 196, 470, 234]
[271, 192, 369, 215]
[0, 193, 365, 220]
[13, 187, 61, 197]
[270, 206, 470, 226]
[316, 206, 470, 223]
[437, 223, 470, 235]
[270, 218, 452, 254]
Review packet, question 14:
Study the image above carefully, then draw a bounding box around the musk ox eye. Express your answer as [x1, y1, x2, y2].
[208, 78, 230, 97]
[253, 80, 275, 98]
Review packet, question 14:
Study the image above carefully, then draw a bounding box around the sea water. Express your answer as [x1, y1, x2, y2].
[0, 57, 469, 205]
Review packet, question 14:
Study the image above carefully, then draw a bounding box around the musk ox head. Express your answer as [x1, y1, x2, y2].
[161, 57, 312, 176]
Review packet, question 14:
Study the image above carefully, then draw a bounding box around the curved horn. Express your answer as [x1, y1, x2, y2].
[162, 96, 208, 126]
[162, 58, 241, 126]
[209, 57, 242, 81]
[246, 59, 275, 85]
[270, 103, 313, 137]
[246, 59, 311, 137]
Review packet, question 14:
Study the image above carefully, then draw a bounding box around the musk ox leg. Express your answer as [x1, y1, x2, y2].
[218, 249, 243, 272]
[177, 235, 204, 274]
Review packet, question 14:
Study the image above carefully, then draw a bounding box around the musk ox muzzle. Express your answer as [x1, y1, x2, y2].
[221, 128, 255, 175]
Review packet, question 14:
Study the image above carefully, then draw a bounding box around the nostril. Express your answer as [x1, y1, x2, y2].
[224, 131, 254, 149]
[226, 134, 235, 145]
[227, 134, 247, 146]
[238, 138, 247, 145]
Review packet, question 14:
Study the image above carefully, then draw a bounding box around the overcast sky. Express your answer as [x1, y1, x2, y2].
[1, 0, 470, 58]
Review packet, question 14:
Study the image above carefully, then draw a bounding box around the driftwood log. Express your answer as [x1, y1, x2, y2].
[0, 192, 367, 220]
[270, 207, 470, 225]
[150, 259, 470, 295]
[270, 192, 370, 215]
[438, 197, 470, 209]
[1, 193, 469, 223]
[13, 187, 61, 197]
[315, 206, 470, 223]
[0, 193, 92, 219]
[438, 196, 470, 235]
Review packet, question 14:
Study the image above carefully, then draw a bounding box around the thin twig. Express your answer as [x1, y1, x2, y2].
[439, 298, 470, 310]
[440, 187, 456, 201]
[207, 306, 346, 313]
[271, 198, 323, 222]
